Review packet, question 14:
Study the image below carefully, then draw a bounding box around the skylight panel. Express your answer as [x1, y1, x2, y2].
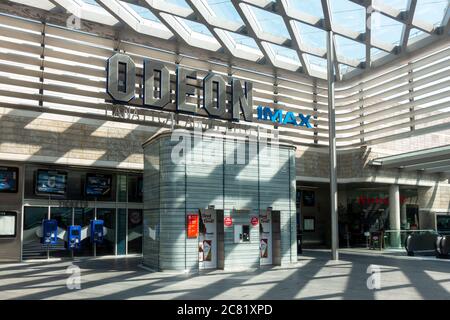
[413, 0, 449, 28]
[164, 0, 192, 10]
[370, 12, 404, 47]
[247, 5, 291, 40]
[329, 0, 366, 34]
[9, 0, 56, 10]
[206, 0, 244, 25]
[268, 43, 300, 63]
[372, 0, 408, 12]
[334, 35, 365, 62]
[126, 2, 161, 23]
[339, 64, 356, 75]
[179, 18, 214, 37]
[304, 54, 327, 73]
[408, 28, 430, 46]
[285, 0, 324, 19]
[227, 31, 260, 50]
[81, 0, 100, 6]
[215, 28, 263, 61]
[244, 0, 275, 8]
[292, 21, 326, 51]
[371, 48, 389, 62]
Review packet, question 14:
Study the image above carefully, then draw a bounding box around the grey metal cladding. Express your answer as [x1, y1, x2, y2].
[203, 73, 227, 118]
[144, 59, 171, 108]
[107, 53, 136, 103]
[143, 133, 297, 271]
[177, 66, 198, 114]
[232, 79, 253, 122]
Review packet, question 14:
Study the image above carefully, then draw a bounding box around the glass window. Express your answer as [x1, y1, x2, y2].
[117, 174, 128, 203]
[117, 208, 127, 255]
[128, 209, 143, 254]
[128, 175, 143, 203]
[437, 215, 450, 234]
[23, 207, 48, 260]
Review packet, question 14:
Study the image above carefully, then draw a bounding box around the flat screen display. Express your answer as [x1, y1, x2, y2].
[36, 170, 67, 196]
[85, 174, 112, 197]
[0, 167, 18, 193]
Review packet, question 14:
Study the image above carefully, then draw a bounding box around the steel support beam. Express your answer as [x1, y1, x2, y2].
[400, 0, 417, 52]
[230, 0, 277, 69]
[276, 0, 309, 76]
[327, 29, 339, 261]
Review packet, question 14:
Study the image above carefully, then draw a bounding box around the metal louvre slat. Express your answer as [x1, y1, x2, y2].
[335, 58, 450, 109]
[337, 45, 450, 95]
[337, 101, 450, 135]
[338, 110, 450, 142]
[336, 82, 450, 125]
[336, 69, 450, 118]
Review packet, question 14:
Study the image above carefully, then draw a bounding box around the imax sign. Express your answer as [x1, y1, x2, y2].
[257, 106, 313, 128]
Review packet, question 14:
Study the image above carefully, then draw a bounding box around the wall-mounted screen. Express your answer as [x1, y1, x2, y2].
[303, 190, 315, 207]
[0, 211, 17, 238]
[0, 167, 18, 193]
[85, 173, 112, 197]
[35, 170, 67, 196]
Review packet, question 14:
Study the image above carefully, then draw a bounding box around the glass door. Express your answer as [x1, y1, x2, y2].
[49, 207, 72, 258]
[23, 207, 48, 260]
[74, 208, 95, 257]
[96, 208, 116, 256]
[127, 209, 142, 254]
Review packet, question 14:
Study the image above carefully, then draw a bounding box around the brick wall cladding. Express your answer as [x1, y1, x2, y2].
[0, 108, 154, 168]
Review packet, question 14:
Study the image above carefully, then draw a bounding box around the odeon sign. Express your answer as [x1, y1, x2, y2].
[106, 53, 313, 128]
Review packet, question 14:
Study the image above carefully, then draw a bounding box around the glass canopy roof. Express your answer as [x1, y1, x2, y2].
[6, 0, 450, 80]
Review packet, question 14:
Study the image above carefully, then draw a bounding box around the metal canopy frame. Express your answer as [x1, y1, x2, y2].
[370, 145, 450, 174]
[7, 0, 449, 81]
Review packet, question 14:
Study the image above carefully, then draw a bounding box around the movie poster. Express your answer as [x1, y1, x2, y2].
[260, 239, 268, 258]
[203, 240, 212, 261]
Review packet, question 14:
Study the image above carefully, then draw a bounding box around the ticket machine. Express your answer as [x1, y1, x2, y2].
[67, 225, 81, 250]
[41, 219, 58, 245]
[90, 219, 104, 243]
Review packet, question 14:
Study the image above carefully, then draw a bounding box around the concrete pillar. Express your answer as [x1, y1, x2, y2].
[400, 203, 407, 230]
[389, 185, 401, 248]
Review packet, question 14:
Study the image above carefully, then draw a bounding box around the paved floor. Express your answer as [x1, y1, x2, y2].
[0, 250, 449, 300]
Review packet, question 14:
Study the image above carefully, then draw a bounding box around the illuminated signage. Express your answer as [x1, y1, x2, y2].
[257, 106, 313, 128]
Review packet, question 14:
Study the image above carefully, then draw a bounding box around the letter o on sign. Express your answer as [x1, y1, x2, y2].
[107, 53, 136, 102]
[224, 216, 233, 227]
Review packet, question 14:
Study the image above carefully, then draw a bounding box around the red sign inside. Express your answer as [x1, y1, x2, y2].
[251, 216, 259, 226]
[224, 216, 233, 227]
[187, 214, 199, 238]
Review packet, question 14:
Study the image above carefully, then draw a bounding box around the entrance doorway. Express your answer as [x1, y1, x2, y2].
[198, 208, 224, 270]
[260, 209, 281, 266]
